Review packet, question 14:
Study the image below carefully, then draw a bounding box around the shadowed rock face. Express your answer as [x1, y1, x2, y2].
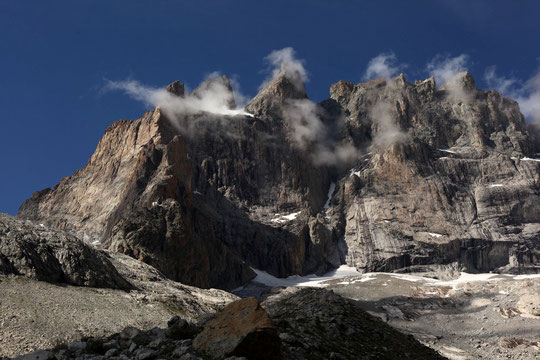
[18, 72, 540, 290]
[0, 214, 131, 290]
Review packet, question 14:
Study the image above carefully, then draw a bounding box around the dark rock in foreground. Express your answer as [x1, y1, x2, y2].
[12, 289, 445, 359]
[193, 297, 284, 360]
[263, 288, 446, 360]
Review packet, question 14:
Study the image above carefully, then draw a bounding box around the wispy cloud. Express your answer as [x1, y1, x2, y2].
[364, 52, 404, 80]
[105, 73, 251, 119]
[263, 47, 308, 90]
[484, 66, 518, 95]
[426, 54, 469, 87]
[370, 101, 408, 148]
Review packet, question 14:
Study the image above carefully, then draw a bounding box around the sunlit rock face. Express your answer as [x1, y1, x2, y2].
[19, 72, 540, 289]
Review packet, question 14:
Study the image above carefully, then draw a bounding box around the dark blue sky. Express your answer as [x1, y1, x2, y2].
[1, 0, 539, 215]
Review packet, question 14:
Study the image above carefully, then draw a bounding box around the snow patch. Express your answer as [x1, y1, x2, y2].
[151, 201, 159, 207]
[39, 223, 45, 227]
[193, 190, 202, 195]
[489, 184, 503, 188]
[271, 211, 302, 223]
[349, 169, 361, 177]
[252, 265, 361, 288]
[91, 240, 100, 246]
[438, 149, 457, 154]
[522, 157, 540, 162]
[428, 232, 443, 238]
[511, 156, 540, 162]
[323, 182, 336, 210]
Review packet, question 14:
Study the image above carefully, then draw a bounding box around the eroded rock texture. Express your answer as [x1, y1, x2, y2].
[19, 71, 540, 289]
[0, 213, 131, 289]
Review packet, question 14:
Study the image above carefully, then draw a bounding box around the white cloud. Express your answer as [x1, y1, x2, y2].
[518, 71, 540, 124]
[484, 66, 518, 95]
[105, 73, 251, 119]
[282, 99, 325, 148]
[426, 54, 469, 87]
[364, 52, 403, 80]
[262, 47, 308, 89]
[282, 98, 359, 165]
[370, 101, 408, 148]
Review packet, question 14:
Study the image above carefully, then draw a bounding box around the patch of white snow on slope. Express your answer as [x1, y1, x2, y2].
[271, 211, 302, 223]
[522, 157, 540, 162]
[438, 149, 457, 154]
[323, 182, 336, 210]
[251, 265, 361, 288]
[349, 169, 361, 177]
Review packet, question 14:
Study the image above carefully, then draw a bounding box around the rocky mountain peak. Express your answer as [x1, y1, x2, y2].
[245, 71, 308, 116]
[165, 80, 185, 97]
[191, 74, 236, 109]
[440, 70, 476, 92]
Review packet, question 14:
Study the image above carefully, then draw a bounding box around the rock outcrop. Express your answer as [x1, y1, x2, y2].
[193, 297, 284, 360]
[18, 70, 540, 291]
[0, 213, 130, 290]
[0, 248, 238, 358]
[262, 288, 445, 359]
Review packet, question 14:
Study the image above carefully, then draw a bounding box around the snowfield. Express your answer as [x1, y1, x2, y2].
[270, 211, 302, 223]
[251, 265, 360, 287]
[250, 268, 540, 289]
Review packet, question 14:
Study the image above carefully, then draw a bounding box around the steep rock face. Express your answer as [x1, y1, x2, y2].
[19, 75, 337, 289]
[323, 73, 540, 274]
[18, 71, 540, 290]
[0, 213, 131, 289]
[18, 105, 254, 290]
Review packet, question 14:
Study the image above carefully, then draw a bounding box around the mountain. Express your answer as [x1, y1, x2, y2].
[18, 70, 540, 290]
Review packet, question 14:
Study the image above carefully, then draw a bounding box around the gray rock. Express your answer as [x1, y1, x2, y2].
[13, 350, 52, 360]
[0, 214, 131, 290]
[103, 340, 119, 350]
[121, 326, 150, 346]
[67, 341, 87, 353]
[136, 348, 157, 360]
[165, 316, 197, 340]
[104, 348, 119, 357]
[166, 81, 184, 97]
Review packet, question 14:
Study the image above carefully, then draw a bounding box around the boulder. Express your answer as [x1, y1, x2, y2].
[193, 297, 284, 360]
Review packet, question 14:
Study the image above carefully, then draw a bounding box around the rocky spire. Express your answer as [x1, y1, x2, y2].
[166, 80, 185, 97]
[191, 74, 236, 109]
[440, 71, 476, 92]
[245, 70, 308, 116]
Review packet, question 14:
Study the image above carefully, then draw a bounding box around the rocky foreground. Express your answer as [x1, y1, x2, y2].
[324, 273, 540, 360]
[8, 290, 444, 360]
